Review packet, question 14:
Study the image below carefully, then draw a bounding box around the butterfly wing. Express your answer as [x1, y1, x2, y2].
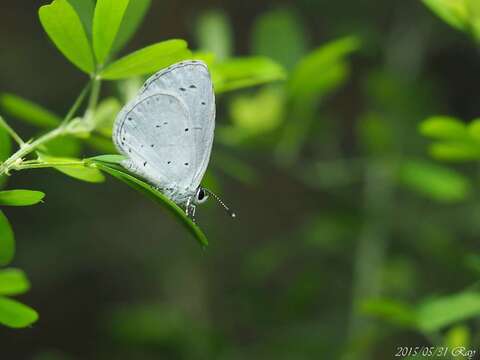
[113, 91, 201, 198]
[139, 60, 215, 190]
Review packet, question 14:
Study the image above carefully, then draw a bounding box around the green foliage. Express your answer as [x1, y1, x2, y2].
[357, 112, 395, 155]
[0, 93, 61, 128]
[112, 0, 151, 53]
[363, 292, 480, 341]
[419, 115, 468, 140]
[212, 57, 286, 93]
[288, 36, 360, 100]
[66, 0, 95, 38]
[196, 10, 232, 61]
[39, 0, 189, 80]
[0, 269, 30, 296]
[445, 325, 470, 349]
[92, 0, 130, 65]
[99, 40, 191, 79]
[87, 155, 208, 247]
[229, 87, 284, 136]
[39, 0, 95, 73]
[252, 9, 308, 70]
[360, 298, 417, 329]
[422, 0, 480, 41]
[417, 292, 480, 333]
[0, 296, 38, 328]
[38, 154, 105, 183]
[0, 211, 14, 267]
[398, 159, 471, 202]
[419, 115, 480, 161]
[0, 190, 45, 206]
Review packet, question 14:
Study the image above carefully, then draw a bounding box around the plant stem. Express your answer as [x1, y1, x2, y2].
[12, 160, 86, 171]
[86, 78, 101, 116]
[61, 81, 92, 126]
[0, 116, 25, 146]
[0, 80, 93, 175]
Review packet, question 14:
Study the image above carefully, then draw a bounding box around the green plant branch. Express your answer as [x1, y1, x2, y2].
[0, 115, 25, 146]
[84, 77, 102, 127]
[61, 81, 92, 126]
[11, 160, 86, 171]
[0, 79, 94, 176]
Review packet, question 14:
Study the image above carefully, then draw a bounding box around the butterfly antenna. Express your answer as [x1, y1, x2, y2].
[203, 188, 236, 218]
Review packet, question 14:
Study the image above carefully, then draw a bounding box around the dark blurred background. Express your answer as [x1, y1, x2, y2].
[2, 1, 480, 359]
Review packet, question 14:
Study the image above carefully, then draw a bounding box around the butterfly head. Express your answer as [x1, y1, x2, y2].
[194, 187, 209, 204]
[194, 187, 236, 218]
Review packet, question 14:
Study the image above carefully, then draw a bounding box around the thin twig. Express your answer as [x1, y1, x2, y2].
[0, 115, 25, 146]
[61, 80, 93, 126]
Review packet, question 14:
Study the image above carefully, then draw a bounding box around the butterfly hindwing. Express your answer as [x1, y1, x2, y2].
[113, 91, 200, 193]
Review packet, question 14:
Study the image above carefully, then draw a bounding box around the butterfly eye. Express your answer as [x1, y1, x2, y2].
[195, 188, 209, 204]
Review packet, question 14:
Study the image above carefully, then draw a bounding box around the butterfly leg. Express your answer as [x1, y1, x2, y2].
[185, 197, 197, 222]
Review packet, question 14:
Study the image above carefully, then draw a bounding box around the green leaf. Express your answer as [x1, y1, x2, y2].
[85, 135, 117, 153]
[252, 9, 307, 70]
[429, 142, 480, 161]
[0, 269, 30, 296]
[398, 159, 471, 202]
[93, 0, 130, 64]
[0, 190, 45, 206]
[0, 211, 14, 267]
[42, 135, 82, 158]
[0, 93, 61, 128]
[468, 118, 480, 141]
[228, 86, 284, 135]
[422, 0, 469, 31]
[195, 10, 232, 61]
[99, 40, 191, 80]
[113, 0, 151, 53]
[444, 325, 470, 349]
[38, 154, 105, 183]
[0, 296, 38, 328]
[39, 0, 95, 73]
[212, 57, 287, 93]
[361, 298, 417, 329]
[419, 115, 468, 140]
[86, 155, 208, 247]
[417, 292, 480, 333]
[288, 36, 360, 99]
[67, 0, 95, 38]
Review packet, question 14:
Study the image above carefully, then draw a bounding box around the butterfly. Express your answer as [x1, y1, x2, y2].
[113, 60, 235, 221]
